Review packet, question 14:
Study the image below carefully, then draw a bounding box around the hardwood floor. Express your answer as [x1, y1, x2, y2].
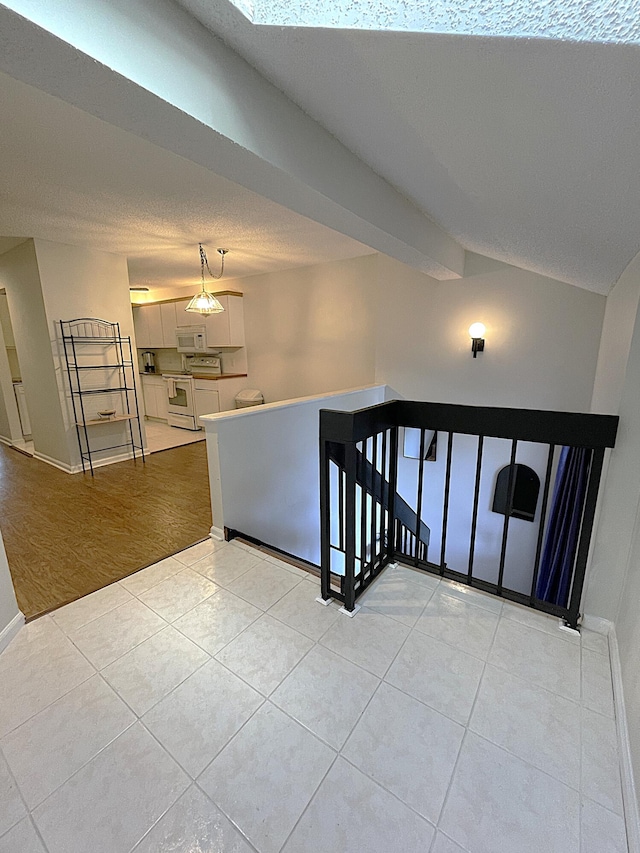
[0, 442, 212, 620]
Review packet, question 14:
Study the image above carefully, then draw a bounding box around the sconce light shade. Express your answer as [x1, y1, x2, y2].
[469, 322, 486, 358]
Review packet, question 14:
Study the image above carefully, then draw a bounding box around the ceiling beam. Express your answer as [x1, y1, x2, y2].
[0, 0, 465, 280]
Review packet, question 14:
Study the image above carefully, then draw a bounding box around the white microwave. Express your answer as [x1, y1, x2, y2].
[176, 326, 208, 353]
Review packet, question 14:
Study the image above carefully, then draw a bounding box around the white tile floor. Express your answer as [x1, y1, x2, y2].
[143, 419, 205, 454]
[0, 542, 629, 853]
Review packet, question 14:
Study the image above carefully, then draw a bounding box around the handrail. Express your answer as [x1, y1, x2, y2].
[320, 399, 618, 627]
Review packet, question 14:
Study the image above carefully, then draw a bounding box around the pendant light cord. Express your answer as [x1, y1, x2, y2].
[200, 244, 226, 285]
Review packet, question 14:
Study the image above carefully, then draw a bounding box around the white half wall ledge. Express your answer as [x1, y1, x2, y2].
[0, 2, 465, 281]
[200, 383, 389, 424]
[202, 384, 392, 564]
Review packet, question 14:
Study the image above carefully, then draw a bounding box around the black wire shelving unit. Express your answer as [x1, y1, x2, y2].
[60, 318, 145, 475]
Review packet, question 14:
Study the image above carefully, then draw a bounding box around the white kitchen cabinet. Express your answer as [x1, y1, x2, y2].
[133, 306, 149, 349]
[141, 375, 167, 421]
[143, 305, 164, 348]
[194, 380, 220, 426]
[160, 302, 179, 348]
[135, 300, 196, 350]
[174, 299, 192, 326]
[204, 295, 245, 347]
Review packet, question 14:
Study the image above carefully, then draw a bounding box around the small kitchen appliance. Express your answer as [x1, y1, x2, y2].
[142, 351, 156, 373]
[176, 325, 208, 353]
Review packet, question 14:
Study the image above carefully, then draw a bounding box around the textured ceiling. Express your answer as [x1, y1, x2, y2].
[241, 0, 640, 45]
[179, 0, 640, 293]
[0, 72, 372, 291]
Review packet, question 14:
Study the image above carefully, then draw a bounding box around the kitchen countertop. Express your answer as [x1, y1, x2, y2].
[191, 373, 248, 381]
[142, 372, 247, 381]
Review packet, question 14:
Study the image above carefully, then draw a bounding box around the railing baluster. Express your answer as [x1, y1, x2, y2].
[344, 441, 357, 611]
[414, 429, 427, 567]
[529, 443, 555, 605]
[338, 465, 345, 553]
[467, 435, 484, 584]
[379, 429, 388, 564]
[497, 439, 518, 594]
[319, 437, 331, 602]
[566, 448, 602, 629]
[371, 432, 378, 567]
[440, 432, 454, 575]
[387, 427, 398, 564]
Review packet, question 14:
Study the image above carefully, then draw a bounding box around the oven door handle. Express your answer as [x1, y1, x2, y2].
[165, 377, 177, 398]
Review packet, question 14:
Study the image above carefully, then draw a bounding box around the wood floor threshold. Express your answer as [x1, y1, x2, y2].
[234, 537, 320, 580]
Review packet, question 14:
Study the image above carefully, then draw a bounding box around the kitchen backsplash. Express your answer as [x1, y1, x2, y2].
[137, 347, 248, 375]
[137, 348, 183, 374]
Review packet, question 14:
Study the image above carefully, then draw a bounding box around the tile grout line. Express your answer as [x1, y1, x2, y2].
[0, 620, 98, 741]
[4, 550, 624, 853]
[193, 780, 263, 853]
[0, 743, 52, 853]
[433, 600, 504, 837]
[274, 751, 341, 853]
[2, 674, 140, 814]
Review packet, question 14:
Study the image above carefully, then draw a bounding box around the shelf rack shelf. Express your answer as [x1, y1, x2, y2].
[60, 318, 145, 475]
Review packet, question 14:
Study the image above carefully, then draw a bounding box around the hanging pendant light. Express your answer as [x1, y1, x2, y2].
[185, 244, 227, 315]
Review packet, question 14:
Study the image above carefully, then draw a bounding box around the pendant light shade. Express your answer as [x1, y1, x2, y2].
[185, 245, 227, 316]
[185, 289, 224, 314]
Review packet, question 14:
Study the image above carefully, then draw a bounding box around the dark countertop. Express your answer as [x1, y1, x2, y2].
[191, 373, 248, 381]
[143, 372, 248, 381]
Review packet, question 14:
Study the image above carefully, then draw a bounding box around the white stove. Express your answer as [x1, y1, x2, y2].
[185, 355, 222, 376]
[162, 373, 198, 430]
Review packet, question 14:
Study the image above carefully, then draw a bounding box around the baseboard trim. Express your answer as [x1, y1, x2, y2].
[609, 627, 640, 853]
[0, 611, 25, 655]
[33, 451, 75, 473]
[33, 450, 146, 474]
[210, 526, 225, 541]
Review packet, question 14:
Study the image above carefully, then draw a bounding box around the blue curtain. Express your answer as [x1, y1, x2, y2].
[536, 446, 592, 607]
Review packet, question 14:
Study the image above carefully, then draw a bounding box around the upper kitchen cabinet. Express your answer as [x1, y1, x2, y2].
[204, 295, 245, 347]
[160, 302, 177, 348]
[134, 299, 192, 349]
[133, 305, 149, 348]
[174, 299, 192, 326]
[133, 303, 163, 348]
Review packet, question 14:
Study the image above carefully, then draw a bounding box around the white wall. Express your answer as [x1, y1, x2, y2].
[0, 239, 139, 471]
[0, 529, 21, 652]
[585, 253, 640, 622]
[0, 293, 24, 444]
[0, 240, 70, 465]
[397, 433, 555, 595]
[591, 251, 640, 415]
[375, 252, 606, 411]
[576, 249, 640, 817]
[241, 255, 378, 403]
[33, 238, 139, 469]
[203, 385, 390, 564]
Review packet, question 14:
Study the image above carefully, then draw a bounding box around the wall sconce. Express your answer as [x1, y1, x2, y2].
[469, 322, 485, 358]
